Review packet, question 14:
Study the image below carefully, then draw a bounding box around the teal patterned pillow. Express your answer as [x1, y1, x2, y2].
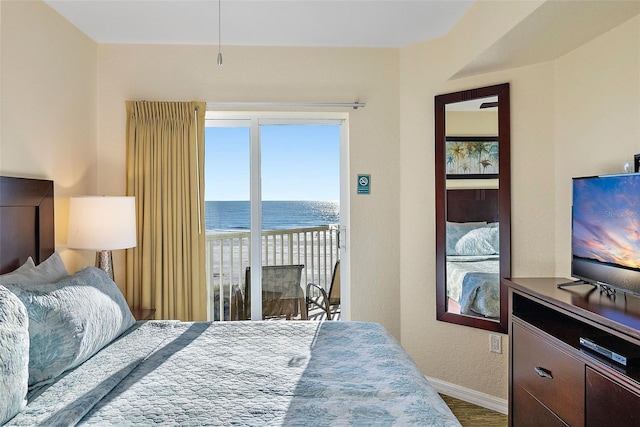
[4, 267, 135, 388]
[0, 257, 35, 285]
[0, 252, 68, 286]
[0, 285, 29, 424]
[446, 221, 487, 255]
[455, 225, 500, 256]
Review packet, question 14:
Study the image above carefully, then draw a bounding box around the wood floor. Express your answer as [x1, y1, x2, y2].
[440, 395, 507, 427]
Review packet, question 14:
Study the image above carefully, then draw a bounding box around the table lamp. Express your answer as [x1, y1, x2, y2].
[67, 196, 136, 281]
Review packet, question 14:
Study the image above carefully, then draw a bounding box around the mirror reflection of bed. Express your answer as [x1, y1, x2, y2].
[445, 186, 500, 319]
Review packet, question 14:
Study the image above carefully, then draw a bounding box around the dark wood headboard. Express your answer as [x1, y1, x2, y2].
[446, 188, 499, 223]
[0, 176, 55, 274]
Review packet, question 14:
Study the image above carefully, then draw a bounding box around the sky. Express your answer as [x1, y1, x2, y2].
[204, 124, 340, 201]
[572, 175, 640, 270]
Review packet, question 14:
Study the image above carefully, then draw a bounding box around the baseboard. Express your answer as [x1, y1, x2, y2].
[426, 376, 508, 415]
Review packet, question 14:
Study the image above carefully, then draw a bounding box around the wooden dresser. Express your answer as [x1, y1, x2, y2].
[503, 278, 640, 426]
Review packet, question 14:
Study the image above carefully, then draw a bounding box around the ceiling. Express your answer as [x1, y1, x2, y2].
[43, 0, 640, 77]
[454, 0, 640, 78]
[43, 0, 474, 48]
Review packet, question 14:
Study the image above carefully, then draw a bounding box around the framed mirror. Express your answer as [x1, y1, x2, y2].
[435, 83, 510, 333]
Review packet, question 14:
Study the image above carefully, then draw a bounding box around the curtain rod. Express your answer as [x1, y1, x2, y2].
[206, 101, 365, 110]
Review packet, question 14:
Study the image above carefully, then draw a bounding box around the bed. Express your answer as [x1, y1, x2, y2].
[0, 176, 461, 426]
[446, 255, 499, 318]
[445, 189, 500, 318]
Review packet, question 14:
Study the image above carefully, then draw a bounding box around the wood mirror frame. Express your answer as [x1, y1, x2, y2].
[435, 83, 510, 333]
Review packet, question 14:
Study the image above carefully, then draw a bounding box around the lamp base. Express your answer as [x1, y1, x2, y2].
[95, 250, 114, 281]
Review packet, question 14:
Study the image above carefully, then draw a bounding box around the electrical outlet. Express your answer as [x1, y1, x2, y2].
[490, 334, 502, 354]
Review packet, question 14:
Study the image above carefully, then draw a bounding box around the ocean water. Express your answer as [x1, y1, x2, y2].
[205, 200, 339, 231]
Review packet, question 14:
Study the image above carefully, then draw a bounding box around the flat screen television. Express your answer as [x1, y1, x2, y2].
[571, 173, 640, 295]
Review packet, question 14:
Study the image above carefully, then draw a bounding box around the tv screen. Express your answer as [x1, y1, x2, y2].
[572, 173, 640, 295]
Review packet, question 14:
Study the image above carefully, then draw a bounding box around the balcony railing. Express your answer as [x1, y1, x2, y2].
[205, 225, 340, 320]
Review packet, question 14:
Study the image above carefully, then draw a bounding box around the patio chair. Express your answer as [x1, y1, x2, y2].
[307, 261, 340, 320]
[244, 264, 306, 320]
[230, 284, 245, 321]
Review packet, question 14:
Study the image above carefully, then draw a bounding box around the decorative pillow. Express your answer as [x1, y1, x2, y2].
[446, 221, 487, 255]
[455, 225, 500, 256]
[0, 285, 29, 424]
[4, 267, 135, 388]
[0, 258, 36, 284]
[0, 252, 68, 285]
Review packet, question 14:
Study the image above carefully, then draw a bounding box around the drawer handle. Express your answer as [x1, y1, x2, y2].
[534, 367, 553, 379]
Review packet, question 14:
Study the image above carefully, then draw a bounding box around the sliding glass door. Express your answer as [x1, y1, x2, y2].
[204, 113, 348, 321]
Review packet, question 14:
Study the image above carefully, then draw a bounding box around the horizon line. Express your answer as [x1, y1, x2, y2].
[205, 199, 339, 202]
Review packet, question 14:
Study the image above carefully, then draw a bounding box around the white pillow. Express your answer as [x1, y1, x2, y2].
[0, 253, 68, 285]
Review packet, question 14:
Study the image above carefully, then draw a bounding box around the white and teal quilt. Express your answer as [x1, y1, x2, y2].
[446, 256, 500, 318]
[6, 321, 461, 426]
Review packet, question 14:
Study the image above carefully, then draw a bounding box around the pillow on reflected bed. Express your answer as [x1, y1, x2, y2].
[0, 285, 29, 424]
[0, 252, 68, 286]
[4, 267, 135, 388]
[446, 221, 487, 255]
[455, 225, 500, 256]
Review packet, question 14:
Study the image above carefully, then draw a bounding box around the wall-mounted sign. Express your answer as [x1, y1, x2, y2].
[357, 174, 371, 195]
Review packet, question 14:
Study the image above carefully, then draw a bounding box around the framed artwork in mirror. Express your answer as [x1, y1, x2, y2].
[445, 136, 498, 179]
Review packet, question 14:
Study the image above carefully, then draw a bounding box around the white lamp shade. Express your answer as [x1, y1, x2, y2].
[67, 196, 137, 251]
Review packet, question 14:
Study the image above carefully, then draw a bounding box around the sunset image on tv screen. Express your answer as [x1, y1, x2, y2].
[572, 175, 640, 271]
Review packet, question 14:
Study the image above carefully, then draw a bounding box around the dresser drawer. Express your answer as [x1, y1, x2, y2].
[513, 322, 585, 426]
[512, 384, 568, 427]
[586, 367, 640, 426]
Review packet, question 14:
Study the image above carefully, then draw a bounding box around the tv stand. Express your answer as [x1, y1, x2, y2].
[557, 279, 597, 289]
[557, 279, 623, 299]
[504, 277, 640, 426]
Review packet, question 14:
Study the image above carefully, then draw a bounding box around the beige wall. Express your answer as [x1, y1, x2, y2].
[446, 111, 498, 136]
[553, 15, 640, 279]
[0, 0, 97, 272]
[2, 0, 639, 403]
[96, 44, 403, 335]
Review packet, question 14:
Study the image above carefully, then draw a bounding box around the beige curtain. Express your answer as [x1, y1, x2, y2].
[125, 101, 206, 321]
